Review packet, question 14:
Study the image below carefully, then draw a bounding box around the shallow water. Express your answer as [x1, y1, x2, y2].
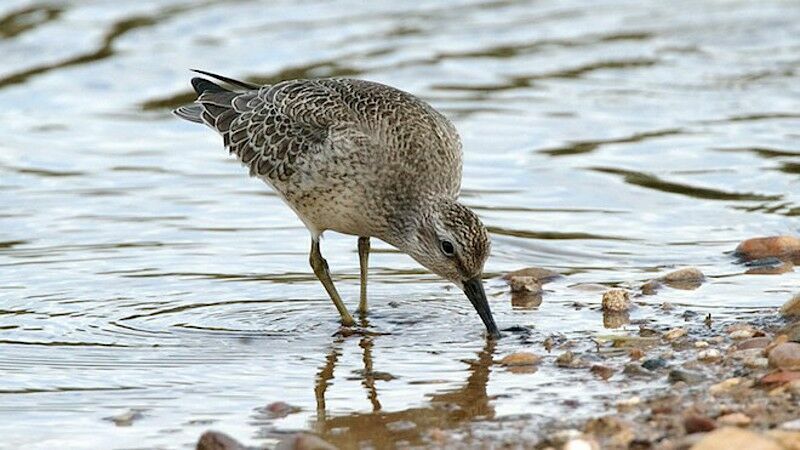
[0, 0, 799, 448]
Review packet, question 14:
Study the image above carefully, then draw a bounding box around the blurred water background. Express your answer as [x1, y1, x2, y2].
[0, 0, 798, 448]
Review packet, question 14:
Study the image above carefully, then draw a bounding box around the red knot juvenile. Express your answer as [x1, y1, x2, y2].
[175, 70, 500, 338]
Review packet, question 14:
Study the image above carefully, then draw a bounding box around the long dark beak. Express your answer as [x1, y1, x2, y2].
[463, 276, 501, 339]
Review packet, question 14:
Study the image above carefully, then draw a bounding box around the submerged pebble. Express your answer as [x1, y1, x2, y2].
[684, 414, 716, 434]
[660, 267, 705, 290]
[104, 409, 144, 427]
[668, 369, 704, 384]
[642, 358, 668, 371]
[500, 352, 541, 366]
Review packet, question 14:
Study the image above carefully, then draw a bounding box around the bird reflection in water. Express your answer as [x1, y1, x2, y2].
[312, 319, 497, 449]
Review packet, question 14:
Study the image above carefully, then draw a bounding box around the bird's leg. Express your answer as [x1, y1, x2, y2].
[357, 236, 370, 315]
[310, 238, 355, 326]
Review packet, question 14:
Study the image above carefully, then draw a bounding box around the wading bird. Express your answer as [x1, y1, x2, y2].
[175, 71, 500, 338]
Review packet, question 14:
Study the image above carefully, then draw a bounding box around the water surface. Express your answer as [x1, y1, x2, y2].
[1, 0, 799, 448]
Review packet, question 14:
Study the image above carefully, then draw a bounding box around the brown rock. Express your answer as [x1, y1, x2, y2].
[602, 289, 630, 312]
[500, 352, 542, 366]
[684, 415, 716, 434]
[735, 235, 800, 262]
[660, 267, 705, 289]
[766, 431, 800, 450]
[503, 267, 561, 284]
[768, 342, 800, 370]
[734, 337, 771, 351]
[590, 364, 615, 380]
[664, 328, 688, 341]
[196, 431, 249, 450]
[629, 348, 645, 360]
[780, 293, 800, 317]
[641, 279, 661, 295]
[507, 277, 543, 294]
[690, 427, 781, 450]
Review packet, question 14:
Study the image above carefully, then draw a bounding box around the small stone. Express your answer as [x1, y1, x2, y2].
[684, 415, 716, 434]
[629, 348, 645, 360]
[695, 341, 710, 348]
[429, 428, 448, 445]
[730, 329, 756, 340]
[196, 431, 247, 450]
[690, 427, 782, 450]
[734, 337, 771, 351]
[780, 293, 800, 317]
[500, 352, 542, 366]
[710, 378, 741, 395]
[766, 335, 790, 354]
[624, 363, 654, 378]
[275, 433, 337, 450]
[503, 267, 561, 285]
[698, 349, 721, 362]
[263, 401, 301, 419]
[668, 369, 704, 384]
[717, 413, 751, 427]
[642, 358, 668, 371]
[665, 328, 688, 341]
[616, 396, 640, 409]
[743, 357, 769, 369]
[507, 277, 543, 294]
[735, 235, 800, 262]
[729, 348, 764, 361]
[602, 289, 630, 312]
[641, 280, 661, 295]
[104, 409, 144, 427]
[386, 420, 416, 432]
[660, 267, 705, 289]
[768, 342, 800, 370]
[590, 365, 615, 380]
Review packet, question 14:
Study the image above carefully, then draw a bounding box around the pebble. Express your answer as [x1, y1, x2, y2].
[616, 396, 640, 409]
[698, 349, 721, 362]
[104, 409, 144, 427]
[503, 267, 561, 285]
[690, 427, 782, 450]
[717, 413, 751, 427]
[507, 277, 543, 294]
[767, 342, 800, 370]
[590, 364, 615, 380]
[684, 415, 716, 434]
[735, 235, 800, 262]
[641, 279, 661, 295]
[629, 348, 645, 360]
[743, 356, 769, 369]
[263, 401, 301, 419]
[642, 358, 668, 371]
[601, 289, 630, 312]
[196, 431, 248, 450]
[694, 341, 709, 348]
[500, 352, 542, 366]
[623, 363, 654, 378]
[780, 293, 800, 317]
[730, 329, 756, 340]
[660, 267, 705, 289]
[709, 377, 741, 395]
[665, 328, 688, 341]
[734, 337, 771, 351]
[668, 369, 704, 385]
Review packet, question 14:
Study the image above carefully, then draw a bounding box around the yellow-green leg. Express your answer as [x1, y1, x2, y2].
[358, 236, 370, 314]
[310, 238, 354, 326]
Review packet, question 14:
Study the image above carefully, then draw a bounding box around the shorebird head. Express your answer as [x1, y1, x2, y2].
[399, 199, 500, 338]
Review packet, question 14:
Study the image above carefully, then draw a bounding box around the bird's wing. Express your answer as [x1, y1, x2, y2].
[192, 78, 360, 181]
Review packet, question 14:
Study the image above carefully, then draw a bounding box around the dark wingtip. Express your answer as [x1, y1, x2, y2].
[190, 77, 225, 95]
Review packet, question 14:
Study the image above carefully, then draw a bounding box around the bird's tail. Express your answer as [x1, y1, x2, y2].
[172, 70, 256, 124]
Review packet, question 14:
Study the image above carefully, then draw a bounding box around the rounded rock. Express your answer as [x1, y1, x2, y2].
[602, 289, 631, 312]
[768, 342, 800, 370]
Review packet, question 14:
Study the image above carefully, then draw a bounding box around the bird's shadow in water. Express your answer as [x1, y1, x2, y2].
[311, 318, 497, 449]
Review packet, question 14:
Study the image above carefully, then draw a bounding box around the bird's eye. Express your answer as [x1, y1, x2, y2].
[440, 240, 455, 256]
